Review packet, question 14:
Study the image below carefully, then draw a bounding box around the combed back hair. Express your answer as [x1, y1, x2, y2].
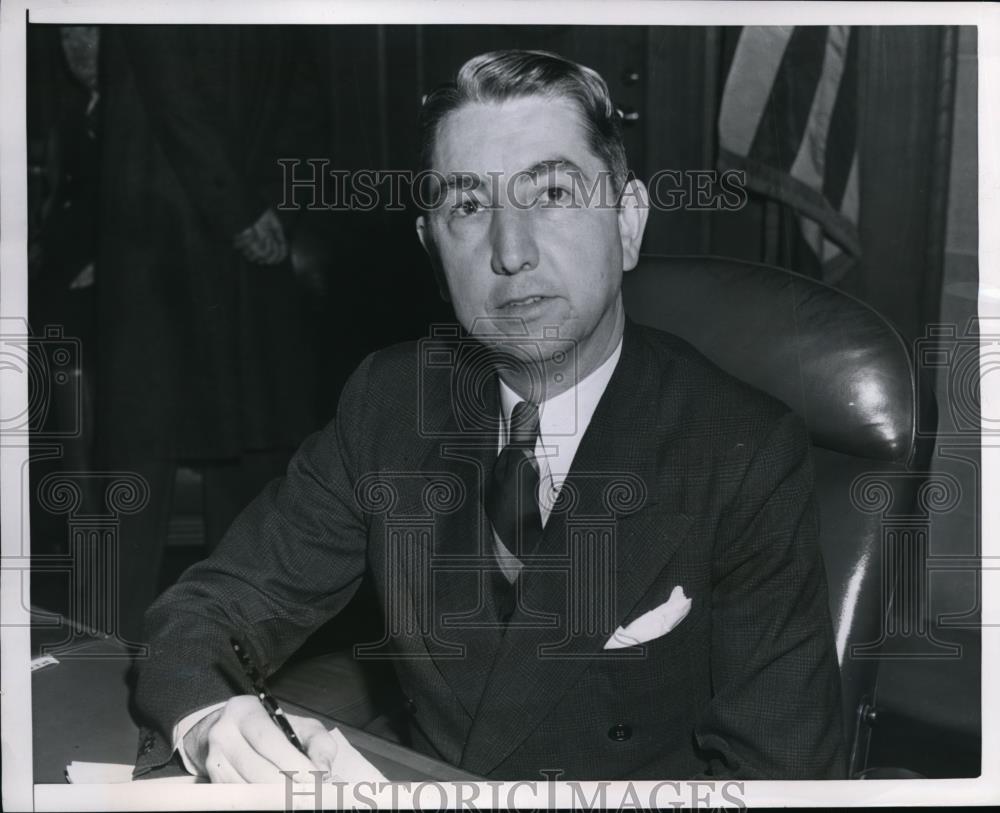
[418, 49, 628, 201]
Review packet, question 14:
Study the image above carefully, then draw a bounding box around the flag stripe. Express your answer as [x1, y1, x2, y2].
[717, 24, 862, 273]
[717, 148, 860, 255]
[822, 28, 859, 210]
[718, 26, 794, 156]
[788, 26, 850, 193]
[840, 152, 860, 224]
[748, 26, 830, 173]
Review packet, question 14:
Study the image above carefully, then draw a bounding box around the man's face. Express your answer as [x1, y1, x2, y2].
[416, 94, 647, 384]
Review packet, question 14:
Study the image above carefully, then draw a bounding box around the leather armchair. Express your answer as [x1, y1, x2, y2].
[623, 254, 935, 778]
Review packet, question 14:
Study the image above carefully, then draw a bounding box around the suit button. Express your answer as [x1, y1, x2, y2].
[406, 698, 417, 715]
[608, 723, 632, 741]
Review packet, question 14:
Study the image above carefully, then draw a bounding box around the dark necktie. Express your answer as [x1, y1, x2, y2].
[485, 400, 543, 563]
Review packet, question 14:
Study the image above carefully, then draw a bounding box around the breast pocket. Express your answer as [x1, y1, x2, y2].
[594, 595, 707, 700]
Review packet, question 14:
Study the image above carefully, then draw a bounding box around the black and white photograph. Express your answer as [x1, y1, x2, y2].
[1, 1, 997, 809]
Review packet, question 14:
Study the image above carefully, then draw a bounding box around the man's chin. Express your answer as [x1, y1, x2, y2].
[467, 311, 569, 338]
[463, 318, 579, 389]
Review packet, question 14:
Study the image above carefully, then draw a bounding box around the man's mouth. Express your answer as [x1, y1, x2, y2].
[499, 295, 547, 309]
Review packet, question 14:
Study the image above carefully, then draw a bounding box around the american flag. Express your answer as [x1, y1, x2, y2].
[718, 26, 860, 282]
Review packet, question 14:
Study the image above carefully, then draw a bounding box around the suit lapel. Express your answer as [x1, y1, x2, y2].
[411, 359, 504, 718]
[460, 321, 695, 775]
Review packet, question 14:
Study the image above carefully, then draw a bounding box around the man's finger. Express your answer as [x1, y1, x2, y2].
[260, 210, 287, 264]
[259, 233, 281, 264]
[237, 708, 326, 781]
[271, 231, 289, 264]
[203, 747, 244, 783]
[237, 245, 258, 263]
[262, 210, 284, 242]
[243, 247, 267, 264]
[244, 231, 271, 264]
[219, 739, 283, 782]
[236, 232, 262, 260]
[205, 710, 269, 782]
[266, 239, 285, 265]
[250, 224, 279, 264]
[232, 226, 255, 250]
[293, 715, 339, 776]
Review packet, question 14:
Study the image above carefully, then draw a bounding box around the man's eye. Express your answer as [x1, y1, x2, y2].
[453, 198, 482, 216]
[544, 186, 571, 205]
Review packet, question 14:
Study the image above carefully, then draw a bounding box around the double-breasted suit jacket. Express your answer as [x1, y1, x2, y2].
[134, 320, 846, 780]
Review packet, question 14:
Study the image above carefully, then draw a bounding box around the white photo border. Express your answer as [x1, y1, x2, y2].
[2, 1, 998, 809]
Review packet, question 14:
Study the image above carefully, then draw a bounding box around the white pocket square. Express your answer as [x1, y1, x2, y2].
[603, 585, 692, 649]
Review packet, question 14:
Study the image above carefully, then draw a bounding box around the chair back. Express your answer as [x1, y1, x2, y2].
[623, 254, 933, 776]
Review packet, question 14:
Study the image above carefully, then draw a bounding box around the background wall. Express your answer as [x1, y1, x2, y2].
[868, 24, 981, 777]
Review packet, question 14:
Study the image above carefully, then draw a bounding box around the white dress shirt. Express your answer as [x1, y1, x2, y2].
[174, 336, 624, 772]
[493, 337, 623, 581]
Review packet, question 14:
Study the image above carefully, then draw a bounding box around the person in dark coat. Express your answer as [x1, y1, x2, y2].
[96, 25, 323, 640]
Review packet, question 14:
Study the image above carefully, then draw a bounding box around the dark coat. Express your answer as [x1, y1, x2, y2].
[96, 25, 320, 464]
[133, 320, 846, 780]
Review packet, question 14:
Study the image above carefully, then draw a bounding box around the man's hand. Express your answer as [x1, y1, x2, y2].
[183, 695, 338, 783]
[232, 208, 288, 266]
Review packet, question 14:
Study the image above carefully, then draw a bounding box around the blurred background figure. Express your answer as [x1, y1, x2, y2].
[26, 25, 102, 610]
[96, 26, 324, 640]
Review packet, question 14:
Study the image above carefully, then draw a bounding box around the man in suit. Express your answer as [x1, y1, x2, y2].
[133, 49, 845, 781]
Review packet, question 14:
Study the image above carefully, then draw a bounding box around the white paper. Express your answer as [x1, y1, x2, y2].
[65, 726, 387, 784]
[65, 762, 201, 784]
[29, 654, 60, 672]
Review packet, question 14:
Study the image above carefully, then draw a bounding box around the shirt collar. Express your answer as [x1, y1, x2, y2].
[498, 336, 624, 445]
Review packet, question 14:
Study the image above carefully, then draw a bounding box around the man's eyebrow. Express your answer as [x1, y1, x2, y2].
[521, 158, 589, 181]
[431, 159, 590, 198]
[441, 173, 485, 193]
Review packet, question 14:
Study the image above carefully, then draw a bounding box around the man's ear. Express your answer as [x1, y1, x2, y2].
[617, 178, 649, 272]
[416, 214, 430, 255]
[416, 214, 451, 302]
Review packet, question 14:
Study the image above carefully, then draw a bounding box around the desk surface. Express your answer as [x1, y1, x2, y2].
[30, 618, 478, 784]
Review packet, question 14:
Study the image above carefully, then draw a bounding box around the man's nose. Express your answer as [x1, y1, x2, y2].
[489, 205, 539, 275]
